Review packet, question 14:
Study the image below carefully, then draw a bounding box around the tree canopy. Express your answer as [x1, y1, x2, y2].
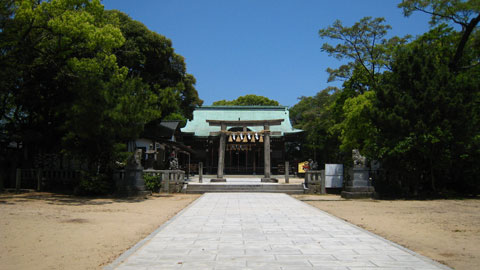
[0, 0, 202, 193]
[212, 94, 279, 106]
[293, 1, 480, 197]
[398, 0, 480, 70]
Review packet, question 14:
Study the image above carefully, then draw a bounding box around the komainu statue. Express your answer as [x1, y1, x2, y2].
[352, 149, 367, 168]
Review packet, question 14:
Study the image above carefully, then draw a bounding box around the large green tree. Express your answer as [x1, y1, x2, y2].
[106, 10, 203, 122]
[399, 0, 480, 71]
[1, 0, 147, 167]
[373, 25, 480, 195]
[212, 94, 279, 106]
[295, 4, 480, 196]
[0, 0, 202, 193]
[318, 17, 407, 156]
[289, 87, 341, 163]
[319, 16, 409, 88]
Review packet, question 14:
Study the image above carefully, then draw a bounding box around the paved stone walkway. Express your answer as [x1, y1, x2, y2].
[106, 193, 450, 270]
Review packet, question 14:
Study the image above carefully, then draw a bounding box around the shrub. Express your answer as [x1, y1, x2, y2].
[143, 174, 162, 192]
[74, 171, 112, 196]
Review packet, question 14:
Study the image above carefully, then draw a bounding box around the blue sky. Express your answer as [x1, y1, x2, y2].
[101, 0, 431, 107]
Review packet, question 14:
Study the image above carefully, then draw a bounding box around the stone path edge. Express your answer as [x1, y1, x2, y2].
[103, 192, 453, 270]
[103, 194, 206, 270]
[293, 195, 453, 270]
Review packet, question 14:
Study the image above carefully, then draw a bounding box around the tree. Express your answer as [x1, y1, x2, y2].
[318, 17, 409, 88]
[212, 94, 279, 106]
[373, 26, 480, 194]
[1, 0, 136, 162]
[318, 17, 409, 165]
[399, 0, 480, 70]
[336, 91, 378, 154]
[289, 87, 341, 163]
[0, 0, 201, 193]
[105, 10, 203, 122]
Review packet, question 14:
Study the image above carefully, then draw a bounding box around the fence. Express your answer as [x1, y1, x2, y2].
[144, 169, 185, 193]
[304, 170, 326, 194]
[13, 169, 81, 191]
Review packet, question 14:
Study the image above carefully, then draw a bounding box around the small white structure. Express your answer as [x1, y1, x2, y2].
[325, 164, 343, 188]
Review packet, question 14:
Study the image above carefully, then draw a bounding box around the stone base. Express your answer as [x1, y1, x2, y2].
[344, 186, 375, 192]
[341, 186, 375, 199]
[261, 178, 278, 183]
[304, 184, 325, 194]
[210, 178, 227, 182]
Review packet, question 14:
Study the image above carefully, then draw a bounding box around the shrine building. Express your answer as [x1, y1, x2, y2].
[181, 106, 302, 181]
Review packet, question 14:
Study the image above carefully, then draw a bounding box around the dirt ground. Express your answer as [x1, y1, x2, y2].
[293, 194, 480, 270]
[0, 192, 200, 270]
[1, 192, 478, 270]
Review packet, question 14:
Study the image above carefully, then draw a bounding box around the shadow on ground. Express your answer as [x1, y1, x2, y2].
[0, 191, 175, 206]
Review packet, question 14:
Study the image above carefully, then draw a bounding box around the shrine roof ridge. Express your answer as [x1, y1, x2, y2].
[181, 106, 303, 137]
[196, 105, 288, 110]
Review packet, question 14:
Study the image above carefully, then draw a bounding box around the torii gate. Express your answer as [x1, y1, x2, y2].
[207, 119, 284, 182]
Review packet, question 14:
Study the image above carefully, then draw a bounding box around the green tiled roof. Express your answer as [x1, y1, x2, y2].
[181, 106, 303, 137]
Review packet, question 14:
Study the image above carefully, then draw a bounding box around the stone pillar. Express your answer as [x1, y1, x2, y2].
[321, 170, 326, 194]
[285, 161, 289, 183]
[263, 125, 271, 179]
[198, 162, 203, 183]
[261, 125, 277, 182]
[162, 172, 170, 193]
[214, 123, 227, 182]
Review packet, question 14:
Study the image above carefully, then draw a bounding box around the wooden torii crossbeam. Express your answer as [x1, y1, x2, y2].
[206, 119, 284, 182]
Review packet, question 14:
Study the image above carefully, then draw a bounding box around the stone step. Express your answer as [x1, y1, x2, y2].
[186, 184, 304, 194]
[187, 190, 305, 194]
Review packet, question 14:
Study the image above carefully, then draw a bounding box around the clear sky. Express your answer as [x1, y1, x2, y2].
[101, 0, 431, 107]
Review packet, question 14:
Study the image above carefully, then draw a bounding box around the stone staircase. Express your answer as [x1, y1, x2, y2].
[186, 183, 304, 194]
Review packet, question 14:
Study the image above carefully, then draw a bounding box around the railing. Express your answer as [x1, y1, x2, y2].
[13, 169, 80, 191]
[143, 169, 185, 181]
[114, 169, 186, 194]
[304, 170, 326, 194]
[143, 169, 186, 193]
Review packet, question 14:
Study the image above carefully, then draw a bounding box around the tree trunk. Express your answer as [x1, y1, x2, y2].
[450, 14, 480, 71]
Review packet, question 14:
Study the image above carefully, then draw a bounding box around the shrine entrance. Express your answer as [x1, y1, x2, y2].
[207, 119, 283, 182]
[225, 127, 264, 174]
[180, 106, 304, 179]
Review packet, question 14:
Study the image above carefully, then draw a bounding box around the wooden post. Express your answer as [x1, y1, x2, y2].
[199, 162, 203, 183]
[15, 168, 21, 192]
[285, 161, 289, 184]
[216, 124, 226, 179]
[263, 125, 271, 179]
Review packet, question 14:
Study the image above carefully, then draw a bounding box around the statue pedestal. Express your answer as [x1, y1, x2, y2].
[341, 168, 375, 199]
[116, 165, 151, 197]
